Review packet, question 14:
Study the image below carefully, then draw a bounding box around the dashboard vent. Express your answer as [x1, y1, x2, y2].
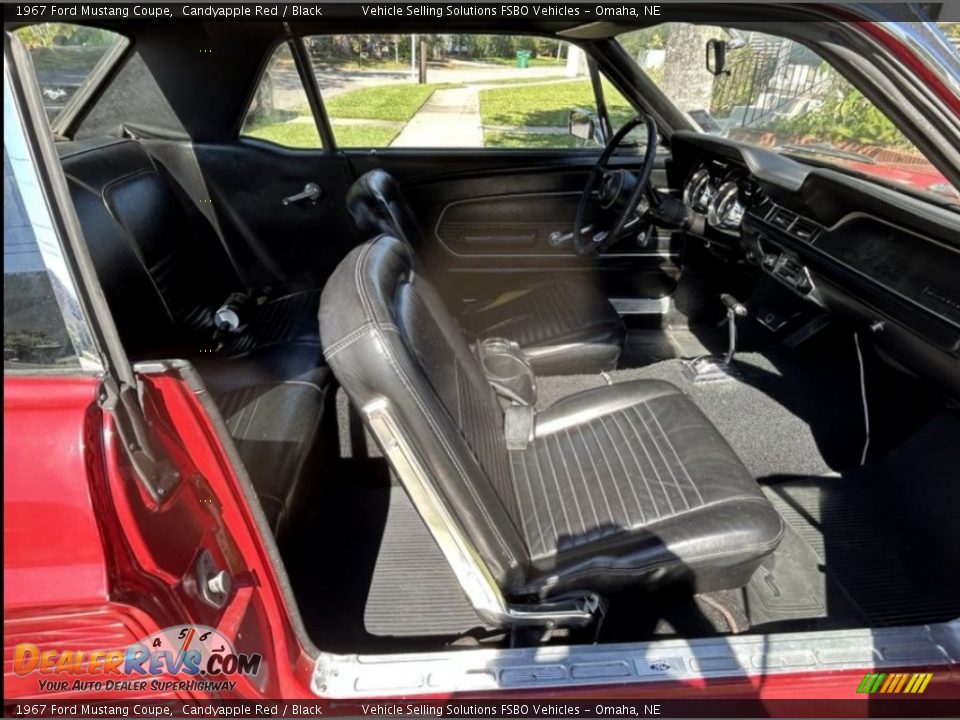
[791, 218, 820, 242]
[764, 205, 820, 243]
[766, 207, 797, 231]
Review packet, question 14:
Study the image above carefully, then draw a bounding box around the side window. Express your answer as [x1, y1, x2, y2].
[288, 34, 621, 149]
[240, 42, 323, 149]
[308, 34, 587, 149]
[3, 149, 80, 372]
[14, 23, 126, 125]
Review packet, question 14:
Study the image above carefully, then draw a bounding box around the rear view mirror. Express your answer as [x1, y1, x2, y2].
[706, 38, 728, 76]
[569, 108, 597, 143]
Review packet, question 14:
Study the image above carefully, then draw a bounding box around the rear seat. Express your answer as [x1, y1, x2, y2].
[58, 137, 325, 538]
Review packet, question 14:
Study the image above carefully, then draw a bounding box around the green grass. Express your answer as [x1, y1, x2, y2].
[243, 122, 322, 148]
[470, 75, 567, 87]
[480, 79, 636, 128]
[244, 120, 401, 148]
[483, 131, 583, 149]
[334, 124, 402, 147]
[324, 83, 455, 122]
[475, 56, 566, 68]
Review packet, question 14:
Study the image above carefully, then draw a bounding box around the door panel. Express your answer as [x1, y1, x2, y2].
[347, 149, 679, 309]
[145, 139, 680, 311]
[145, 140, 359, 293]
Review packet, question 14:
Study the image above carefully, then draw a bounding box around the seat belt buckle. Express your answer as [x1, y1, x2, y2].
[214, 292, 252, 333]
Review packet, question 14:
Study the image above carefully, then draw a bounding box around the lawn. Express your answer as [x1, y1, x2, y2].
[483, 131, 583, 149]
[475, 56, 566, 68]
[480, 79, 636, 129]
[470, 75, 567, 87]
[323, 83, 454, 122]
[244, 121, 401, 149]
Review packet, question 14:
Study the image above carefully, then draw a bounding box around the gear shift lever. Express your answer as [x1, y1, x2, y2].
[720, 293, 748, 364]
[684, 294, 748, 384]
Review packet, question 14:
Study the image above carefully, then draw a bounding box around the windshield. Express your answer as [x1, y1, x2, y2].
[618, 23, 960, 205]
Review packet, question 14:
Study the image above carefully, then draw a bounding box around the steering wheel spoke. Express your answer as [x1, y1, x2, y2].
[573, 115, 658, 256]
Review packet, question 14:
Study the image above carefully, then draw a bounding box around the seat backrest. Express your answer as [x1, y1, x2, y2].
[59, 138, 241, 357]
[320, 235, 529, 590]
[345, 170, 424, 250]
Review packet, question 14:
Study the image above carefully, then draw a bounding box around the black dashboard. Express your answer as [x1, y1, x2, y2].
[669, 130, 960, 395]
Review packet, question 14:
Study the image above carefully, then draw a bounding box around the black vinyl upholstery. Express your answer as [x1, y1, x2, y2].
[320, 236, 784, 601]
[345, 169, 625, 374]
[59, 138, 325, 537]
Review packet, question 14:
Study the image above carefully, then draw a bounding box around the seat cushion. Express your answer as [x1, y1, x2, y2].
[196, 345, 328, 538]
[511, 380, 784, 597]
[461, 278, 625, 375]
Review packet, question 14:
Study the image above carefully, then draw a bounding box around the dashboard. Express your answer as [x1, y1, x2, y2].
[669, 130, 960, 395]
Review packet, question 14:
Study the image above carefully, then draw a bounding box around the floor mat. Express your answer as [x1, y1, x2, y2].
[744, 512, 867, 632]
[760, 412, 960, 628]
[284, 472, 494, 652]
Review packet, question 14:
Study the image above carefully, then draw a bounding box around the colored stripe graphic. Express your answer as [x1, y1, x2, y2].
[857, 672, 932, 694]
[181, 627, 196, 653]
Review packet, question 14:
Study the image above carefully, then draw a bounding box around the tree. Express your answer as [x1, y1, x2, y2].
[660, 25, 717, 113]
[939, 22, 960, 41]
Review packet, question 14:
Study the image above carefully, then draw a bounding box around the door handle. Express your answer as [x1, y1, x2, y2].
[548, 225, 593, 248]
[282, 182, 321, 206]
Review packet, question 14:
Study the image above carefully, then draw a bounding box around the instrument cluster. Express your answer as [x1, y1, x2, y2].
[682, 161, 762, 235]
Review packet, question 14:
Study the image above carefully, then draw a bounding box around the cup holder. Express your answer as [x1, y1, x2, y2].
[478, 337, 536, 406]
[481, 340, 527, 379]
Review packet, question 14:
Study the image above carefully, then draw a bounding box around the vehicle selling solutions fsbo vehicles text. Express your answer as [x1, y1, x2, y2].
[361, 5, 661, 18]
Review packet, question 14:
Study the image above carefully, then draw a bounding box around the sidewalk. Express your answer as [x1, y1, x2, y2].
[390, 87, 482, 147]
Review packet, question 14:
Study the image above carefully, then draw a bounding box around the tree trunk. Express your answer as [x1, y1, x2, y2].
[660, 25, 716, 113]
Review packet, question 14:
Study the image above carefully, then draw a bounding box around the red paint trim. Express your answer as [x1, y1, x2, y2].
[855, 21, 960, 119]
[3, 376, 108, 610]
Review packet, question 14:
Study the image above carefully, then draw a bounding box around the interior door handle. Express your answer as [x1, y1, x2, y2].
[282, 182, 321, 206]
[548, 225, 592, 248]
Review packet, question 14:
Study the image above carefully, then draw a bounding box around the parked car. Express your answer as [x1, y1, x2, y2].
[4, 6, 960, 716]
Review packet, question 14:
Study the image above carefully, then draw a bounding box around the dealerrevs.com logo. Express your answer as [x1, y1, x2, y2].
[13, 625, 262, 693]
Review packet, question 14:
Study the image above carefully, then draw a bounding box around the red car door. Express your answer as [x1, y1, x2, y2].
[3, 34, 311, 705]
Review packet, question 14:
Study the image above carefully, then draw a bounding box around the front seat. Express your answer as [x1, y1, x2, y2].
[320, 236, 783, 627]
[345, 170, 625, 375]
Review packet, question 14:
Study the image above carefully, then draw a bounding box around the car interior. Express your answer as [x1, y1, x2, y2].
[10, 16, 960, 656]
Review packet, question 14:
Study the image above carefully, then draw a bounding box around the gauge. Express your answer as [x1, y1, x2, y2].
[683, 168, 716, 212]
[707, 181, 745, 231]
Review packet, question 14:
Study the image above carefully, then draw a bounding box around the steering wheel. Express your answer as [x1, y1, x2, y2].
[573, 114, 658, 256]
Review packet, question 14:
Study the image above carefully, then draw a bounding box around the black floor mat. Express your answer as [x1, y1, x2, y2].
[284, 468, 496, 652]
[757, 412, 960, 629]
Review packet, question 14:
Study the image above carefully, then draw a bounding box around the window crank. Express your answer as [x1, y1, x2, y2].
[282, 182, 321, 206]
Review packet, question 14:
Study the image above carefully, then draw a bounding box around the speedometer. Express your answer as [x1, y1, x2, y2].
[707, 181, 746, 232]
[683, 168, 716, 212]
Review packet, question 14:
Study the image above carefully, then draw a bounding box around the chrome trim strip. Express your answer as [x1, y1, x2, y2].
[312, 618, 960, 697]
[609, 297, 670, 315]
[3, 63, 102, 373]
[362, 398, 508, 625]
[361, 398, 597, 630]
